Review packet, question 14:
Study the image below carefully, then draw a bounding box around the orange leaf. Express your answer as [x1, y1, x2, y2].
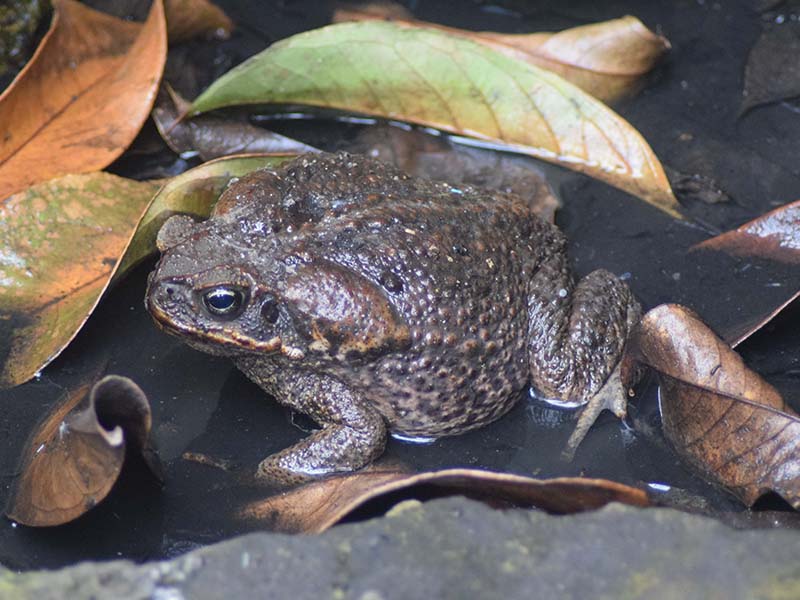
[0, 0, 167, 200]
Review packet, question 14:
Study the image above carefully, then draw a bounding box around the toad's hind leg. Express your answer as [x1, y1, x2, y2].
[244, 368, 387, 486]
[527, 255, 641, 458]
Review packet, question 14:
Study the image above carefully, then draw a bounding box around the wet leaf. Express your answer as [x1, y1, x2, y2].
[741, 21, 800, 114]
[0, 173, 159, 388]
[5, 374, 160, 527]
[694, 199, 800, 265]
[190, 21, 680, 217]
[164, 0, 233, 43]
[0, 0, 167, 200]
[334, 2, 671, 103]
[634, 304, 800, 508]
[240, 468, 649, 534]
[152, 86, 316, 161]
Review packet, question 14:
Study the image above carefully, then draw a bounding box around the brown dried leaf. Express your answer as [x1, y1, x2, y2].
[694, 199, 800, 265]
[152, 86, 316, 161]
[0, 0, 166, 200]
[240, 468, 649, 534]
[5, 375, 160, 527]
[164, 0, 233, 43]
[634, 304, 800, 508]
[334, 2, 670, 103]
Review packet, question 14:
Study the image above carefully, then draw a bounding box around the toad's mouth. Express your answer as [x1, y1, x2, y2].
[147, 300, 306, 359]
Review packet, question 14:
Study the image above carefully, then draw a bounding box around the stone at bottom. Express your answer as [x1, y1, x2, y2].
[3, 497, 800, 600]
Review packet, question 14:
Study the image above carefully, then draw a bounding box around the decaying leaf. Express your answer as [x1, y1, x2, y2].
[0, 173, 159, 388]
[634, 304, 800, 508]
[346, 123, 559, 222]
[190, 21, 680, 217]
[334, 2, 670, 103]
[152, 86, 315, 162]
[0, 0, 166, 200]
[694, 199, 800, 265]
[741, 21, 800, 114]
[5, 374, 160, 527]
[164, 0, 233, 43]
[240, 468, 649, 534]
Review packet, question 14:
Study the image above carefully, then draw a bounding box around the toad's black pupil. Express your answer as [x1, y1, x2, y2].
[262, 298, 280, 324]
[204, 288, 240, 315]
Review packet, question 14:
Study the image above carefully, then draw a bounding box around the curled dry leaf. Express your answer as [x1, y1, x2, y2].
[334, 2, 671, 103]
[164, 0, 233, 43]
[152, 86, 316, 162]
[190, 21, 680, 217]
[0, 0, 166, 200]
[239, 468, 649, 534]
[634, 304, 800, 508]
[5, 375, 160, 527]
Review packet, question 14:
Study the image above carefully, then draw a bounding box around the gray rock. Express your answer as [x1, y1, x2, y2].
[3, 498, 800, 600]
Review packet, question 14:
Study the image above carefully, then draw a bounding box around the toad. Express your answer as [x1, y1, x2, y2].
[146, 152, 641, 483]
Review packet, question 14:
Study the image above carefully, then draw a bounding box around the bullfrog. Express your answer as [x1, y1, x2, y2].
[146, 152, 641, 483]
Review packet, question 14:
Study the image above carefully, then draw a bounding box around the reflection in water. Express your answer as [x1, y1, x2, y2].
[391, 432, 437, 444]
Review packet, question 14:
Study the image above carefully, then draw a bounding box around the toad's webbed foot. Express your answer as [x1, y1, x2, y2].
[527, 261, 642, 457]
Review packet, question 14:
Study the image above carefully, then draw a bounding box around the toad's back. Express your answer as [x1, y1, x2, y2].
[252, 155, 564, 436]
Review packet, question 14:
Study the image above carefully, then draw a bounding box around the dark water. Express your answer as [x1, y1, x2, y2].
[1, 0, 799, 570]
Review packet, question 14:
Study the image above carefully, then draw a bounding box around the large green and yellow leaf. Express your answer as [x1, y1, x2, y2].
[191, 21, 679, 217]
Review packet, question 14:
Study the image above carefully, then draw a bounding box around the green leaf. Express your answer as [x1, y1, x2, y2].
[191, 21, 680, 218]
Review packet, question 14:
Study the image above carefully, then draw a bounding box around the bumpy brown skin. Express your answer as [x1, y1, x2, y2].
[146, 152, 640, 484]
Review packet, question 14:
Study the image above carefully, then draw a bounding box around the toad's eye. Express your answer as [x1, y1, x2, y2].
[202, 287, 245, 317]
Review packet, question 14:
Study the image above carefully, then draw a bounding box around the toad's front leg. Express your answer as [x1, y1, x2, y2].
[237, 360, 387, 485]
[527, 251, 642, 459]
